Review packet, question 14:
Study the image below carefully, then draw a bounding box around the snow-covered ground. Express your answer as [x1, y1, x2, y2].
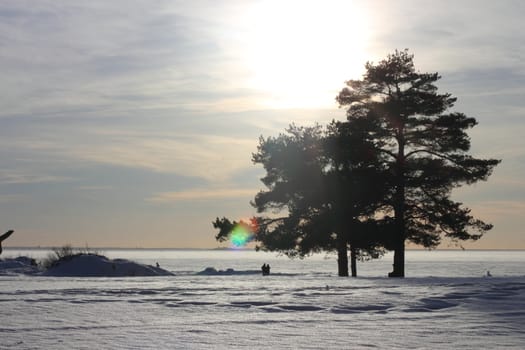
[0, 249, 524, 349]
[0, 254, 172, 277]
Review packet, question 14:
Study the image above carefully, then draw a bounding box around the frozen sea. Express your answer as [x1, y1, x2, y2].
[1, 249, 524, 349]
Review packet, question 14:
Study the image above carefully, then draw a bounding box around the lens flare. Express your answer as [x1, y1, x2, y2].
[230, 226, 251, 247]
[229, 218, 258, 248]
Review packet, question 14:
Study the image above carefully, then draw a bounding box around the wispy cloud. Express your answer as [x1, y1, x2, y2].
[0, 0, 259, 119]
[147, 188, 256, 202]
[0, 171, 71, 185]
[76, 185, 114, 191]
[63, 132, 257, 182]
[0, 106, 339, 184]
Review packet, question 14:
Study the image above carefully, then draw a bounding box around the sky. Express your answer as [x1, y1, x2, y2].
[0, 0, 524, 249]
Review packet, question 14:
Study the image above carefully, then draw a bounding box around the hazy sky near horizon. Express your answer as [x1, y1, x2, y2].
[1, 0, 524, 249]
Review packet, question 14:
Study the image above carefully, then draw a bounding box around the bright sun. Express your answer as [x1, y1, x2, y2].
[241, 1, 371, 109]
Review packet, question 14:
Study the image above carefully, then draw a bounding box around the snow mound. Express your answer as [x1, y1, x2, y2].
[0, 256, 40, 275]
[196, 267, 260, 275]
[42, 254, 173, 277]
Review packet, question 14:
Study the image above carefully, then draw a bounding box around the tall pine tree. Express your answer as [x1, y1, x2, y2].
[336, 50, 500, 277]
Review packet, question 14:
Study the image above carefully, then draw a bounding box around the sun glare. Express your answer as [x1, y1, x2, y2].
[241, 1, 370, 109]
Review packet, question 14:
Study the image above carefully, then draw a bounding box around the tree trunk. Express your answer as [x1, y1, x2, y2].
[389, 195, 406, 277]
[350, 246, 357, 277]
[389, 240, 405, 277]
[389, 188, 406, 277]
[337, 244, 349, 277]
[389, 127, 406, 278]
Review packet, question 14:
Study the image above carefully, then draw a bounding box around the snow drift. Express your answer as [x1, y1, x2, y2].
[196, 267, 260, 275]
[42, 254, 174, 277]
[0, 256, 39, 275]
[1, 254, 173, 277]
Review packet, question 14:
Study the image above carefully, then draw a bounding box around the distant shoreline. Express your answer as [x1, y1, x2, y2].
[3, 247, 252, 251]
[4, 247, 525, 252]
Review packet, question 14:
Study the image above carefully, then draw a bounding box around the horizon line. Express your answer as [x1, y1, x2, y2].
[4, 246, 525, 252]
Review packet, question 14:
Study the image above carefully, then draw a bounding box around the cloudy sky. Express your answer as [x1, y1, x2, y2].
[1, 0, 523, 249]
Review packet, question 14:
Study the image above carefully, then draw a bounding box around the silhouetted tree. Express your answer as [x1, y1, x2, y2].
[336, 50, 500, 277]
[213, 217, 237, 242]
[214, 124, 387, 276]
[323, 119, 392, 276]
